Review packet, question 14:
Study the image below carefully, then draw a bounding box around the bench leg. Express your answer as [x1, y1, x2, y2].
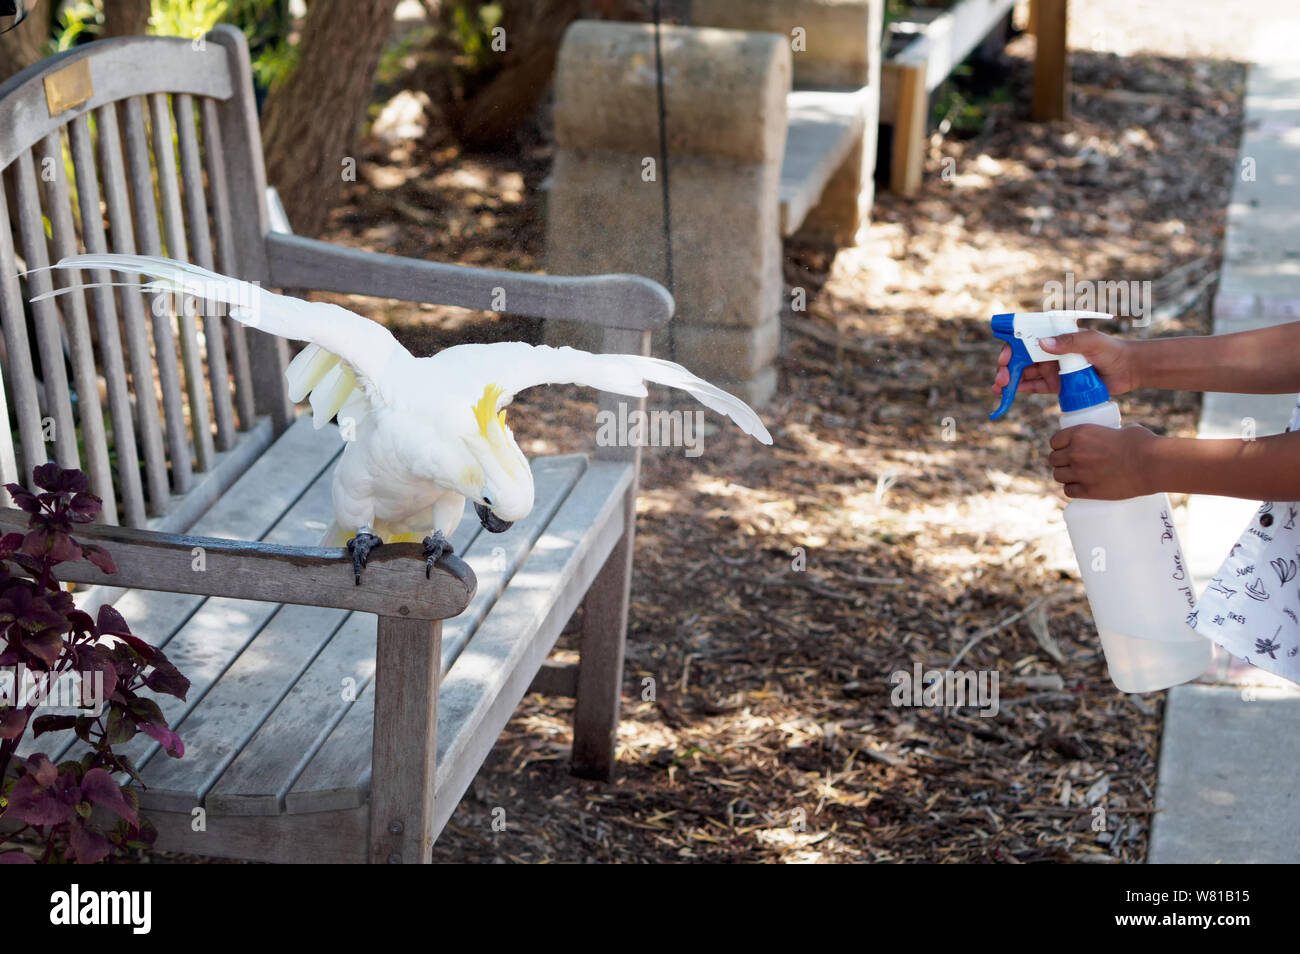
[573, 329, 647, 781]
[571, 486, 636, 781]
[368, 615, 441, 863]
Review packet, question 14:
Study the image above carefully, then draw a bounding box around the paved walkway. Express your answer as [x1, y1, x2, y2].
[1148, 20, 1300, 864]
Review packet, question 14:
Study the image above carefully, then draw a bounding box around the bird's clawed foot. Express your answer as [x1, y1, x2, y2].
[422, 531, 454, 579]
[347, 531, 383, 585]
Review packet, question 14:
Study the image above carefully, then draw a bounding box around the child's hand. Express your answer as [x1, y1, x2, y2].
[1048, 423, 1158, 499]
[990, 330, 1139, 398]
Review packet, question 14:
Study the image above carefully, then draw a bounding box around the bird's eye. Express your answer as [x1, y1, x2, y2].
[483, 496, 493, 506]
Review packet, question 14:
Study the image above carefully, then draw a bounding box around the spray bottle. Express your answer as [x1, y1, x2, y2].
[990, 310, 1212, 693]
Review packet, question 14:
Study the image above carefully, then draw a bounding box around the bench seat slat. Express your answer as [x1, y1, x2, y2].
[201, 506, 484, 815]
[892, 0, 1018, 93]
[281, 459, 631, 823]
[140, 488, 484, 813]
[20, 415, 338, 762]
[107, 460, 341, 777]
[428, 460, 632, 835]
[134, 602, 349, 812]
[199, 610, 379, 816]
[145, 415, 276, 535]
[202, 455, 585, 815]
[441, 454, 587, 671]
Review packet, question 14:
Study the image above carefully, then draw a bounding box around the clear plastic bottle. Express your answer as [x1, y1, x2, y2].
[1058, 401, 1212, 692]
[990, 310, 1213, 692]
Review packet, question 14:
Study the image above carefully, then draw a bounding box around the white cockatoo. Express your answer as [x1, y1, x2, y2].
[39, 255, 773, 582]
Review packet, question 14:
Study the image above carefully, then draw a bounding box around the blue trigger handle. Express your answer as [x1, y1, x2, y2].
[990, 313, 1028, 421]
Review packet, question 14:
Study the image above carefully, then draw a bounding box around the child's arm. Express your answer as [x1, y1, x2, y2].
[996, 321, 1300, 502]
[1129, 321, 1300, 394]
[993, 321, 1300, 399]
[1049, 425, 1300, 501]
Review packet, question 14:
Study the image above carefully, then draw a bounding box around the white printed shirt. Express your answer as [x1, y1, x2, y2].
[1190, 394, 1300, 685]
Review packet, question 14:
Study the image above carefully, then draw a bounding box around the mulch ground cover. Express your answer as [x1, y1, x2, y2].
[108, 33, 1245, 864]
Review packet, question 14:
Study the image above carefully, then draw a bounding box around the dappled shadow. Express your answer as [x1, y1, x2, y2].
[302, 42, 1246, 863]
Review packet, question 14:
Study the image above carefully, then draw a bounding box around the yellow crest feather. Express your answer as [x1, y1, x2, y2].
[473, 383, 505, 438]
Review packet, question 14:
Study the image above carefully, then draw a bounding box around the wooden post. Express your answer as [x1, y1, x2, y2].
[368, 615, 442, 863]
[887, 60, 928, 197]
[1031, 0, 1069, 121]
[571, 325, 649, 781]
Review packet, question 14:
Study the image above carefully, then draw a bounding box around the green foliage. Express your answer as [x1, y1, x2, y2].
[38, 0, 296, 94]
[376, 20, 435, 88]
[51, 1, 101, 52]
[932, 65, 1011, 137]
[245, 30, 296, 90]
[221, 0, 297, 91]
[148, 0, 227, 39]
[449, 1, 502, 74]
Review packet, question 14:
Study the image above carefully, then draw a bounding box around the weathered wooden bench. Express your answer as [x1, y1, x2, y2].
[0, 25, 671, 863]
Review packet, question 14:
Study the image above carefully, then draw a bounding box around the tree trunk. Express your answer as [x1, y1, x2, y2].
[438, 0, 634, 150]
[102, 0, 152, 38]
[0, 6, 46, 83]
[261, 0, 400, 236]
[448, 0, 580, 149]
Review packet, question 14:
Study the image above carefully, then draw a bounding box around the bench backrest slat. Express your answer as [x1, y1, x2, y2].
[37, 128, 119, 523]
[0, 174, 43, 487]
[67, 111, 147, 526]
[11, 148, 81, 474]
[200, 94, 257, 431]
[150, 91, 217, 475]
[121, 93, 197, 496]
[176, 92, 237, 452]
[0, 28, 289, 525]
[94, 100, 174, 513]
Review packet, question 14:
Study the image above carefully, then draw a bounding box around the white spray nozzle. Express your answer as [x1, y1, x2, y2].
[1006, 311, 1113, 372]
[990, 310, 1115, 421]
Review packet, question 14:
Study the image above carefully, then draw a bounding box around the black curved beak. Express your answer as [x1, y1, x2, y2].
[475, 501, 513, 533]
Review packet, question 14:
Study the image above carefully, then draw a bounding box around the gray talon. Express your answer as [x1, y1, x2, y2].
[347, 532, 383, 585]
[422, 531, 454, 579]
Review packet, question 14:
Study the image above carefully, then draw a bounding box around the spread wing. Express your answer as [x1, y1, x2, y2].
[434, 341, 773, 444]
[39, 254, 412, 428]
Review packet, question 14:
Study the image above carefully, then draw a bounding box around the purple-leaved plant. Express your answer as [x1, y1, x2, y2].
[0, 464, 189, 863]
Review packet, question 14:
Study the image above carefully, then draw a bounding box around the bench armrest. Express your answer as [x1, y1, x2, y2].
[0, 510, 475, 622]
[264, 232, 673, 331]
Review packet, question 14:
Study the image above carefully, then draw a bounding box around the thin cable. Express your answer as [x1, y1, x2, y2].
[651, 0, 675, 362]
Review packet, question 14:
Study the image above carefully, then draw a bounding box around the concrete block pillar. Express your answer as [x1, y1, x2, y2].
[692, 0, 882, 89]
[545, 21, 791, 408]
